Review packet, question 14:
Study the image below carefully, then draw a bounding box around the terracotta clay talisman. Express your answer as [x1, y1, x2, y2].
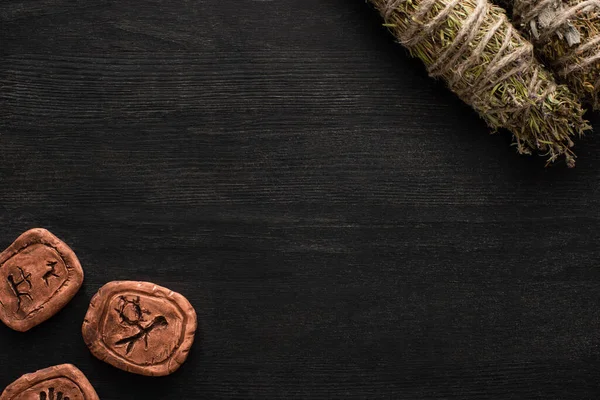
[0, 364, 99, 400]
[0, 228, 84, 332]
[82, 280, 197, 376]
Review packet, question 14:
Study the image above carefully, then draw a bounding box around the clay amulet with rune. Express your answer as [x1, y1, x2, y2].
[82, 280, 197, 376]
[0, 364, 99, 400]
[0, 228, 84, 332]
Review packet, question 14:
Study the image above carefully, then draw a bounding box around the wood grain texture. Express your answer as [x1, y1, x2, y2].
[2, 0, 600, 398]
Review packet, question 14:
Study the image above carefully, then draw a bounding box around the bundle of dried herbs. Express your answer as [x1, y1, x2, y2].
[509, 0, 600, 109]
[370, 0, 590, 167]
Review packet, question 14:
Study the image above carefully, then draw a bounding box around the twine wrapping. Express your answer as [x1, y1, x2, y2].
[370, 0, 590, 166]
[512, 0, 600, 109]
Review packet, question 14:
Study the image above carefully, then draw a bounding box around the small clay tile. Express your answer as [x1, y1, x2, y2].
[0, 228, 84, 332]
[0, 364, 99, 400]
[82, 280, 197, 376]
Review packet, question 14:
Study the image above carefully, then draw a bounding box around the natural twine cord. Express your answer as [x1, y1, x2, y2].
[513, 0, 600, 106]
[369, 0, 589, 166]
[381, 0, 553, 108]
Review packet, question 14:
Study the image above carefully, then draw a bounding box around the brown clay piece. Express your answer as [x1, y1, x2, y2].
[0, 228, 84, 332]
[0, 364, 99, 400]
[82, 281, 197, 376]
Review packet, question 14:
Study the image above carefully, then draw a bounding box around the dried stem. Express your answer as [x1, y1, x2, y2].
[511, 0, 600, 110]
[370, 0, 590, 166]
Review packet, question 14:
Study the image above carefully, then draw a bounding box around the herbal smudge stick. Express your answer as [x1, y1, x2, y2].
[510, 0, 600, 109]
[370, 0, 590, 167]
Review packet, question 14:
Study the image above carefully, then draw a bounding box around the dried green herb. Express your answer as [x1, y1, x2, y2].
[370, 0, 590, 167]
[509, 0, 600, 110]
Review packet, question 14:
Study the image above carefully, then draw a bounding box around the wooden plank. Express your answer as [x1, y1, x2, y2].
[1, 0, 600, 398]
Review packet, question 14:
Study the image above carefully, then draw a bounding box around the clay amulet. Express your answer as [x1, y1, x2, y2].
[0, 364, 99, 400]
[0, 228, 84, 332]
[82, 280, 197, 376]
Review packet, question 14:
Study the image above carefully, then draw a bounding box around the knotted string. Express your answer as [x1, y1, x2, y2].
[514, 0, 600, 86]
[377, 0, 555, 124]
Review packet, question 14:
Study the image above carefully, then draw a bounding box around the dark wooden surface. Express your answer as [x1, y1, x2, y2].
[2, 0, 600, 398]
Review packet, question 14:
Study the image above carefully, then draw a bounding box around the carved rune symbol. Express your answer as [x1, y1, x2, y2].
[114, 296, 169, 354]
[7, 266, 33, 311]
[43, 260, 60, 285]
[39, 387, 69, 400]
